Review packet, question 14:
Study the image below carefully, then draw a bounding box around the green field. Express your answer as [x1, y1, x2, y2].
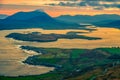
[97, 47, 120, 55]
[0, 47, 120, 80]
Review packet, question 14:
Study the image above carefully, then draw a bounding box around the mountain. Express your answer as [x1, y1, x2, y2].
[108, 20, 120, 27]
[56, 14, 120, 24]
[95, 20, 120, 28]
[0, 10, 80, 30]
[5, 10, 53, 21]
[0, 14, 8, 19]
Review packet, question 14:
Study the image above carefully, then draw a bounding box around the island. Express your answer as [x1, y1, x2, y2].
[5, 31, 101, 42]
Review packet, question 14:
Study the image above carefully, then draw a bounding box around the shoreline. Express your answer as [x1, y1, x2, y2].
[0, 27, 120, 76]
[0, 30, 54, 77]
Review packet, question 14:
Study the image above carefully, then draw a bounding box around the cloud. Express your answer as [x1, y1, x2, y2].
[52, 0, 119, 2]
[46, 0, 120, 10]
[53, 0, 81, 1]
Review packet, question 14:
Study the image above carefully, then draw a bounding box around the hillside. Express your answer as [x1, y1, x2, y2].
[56, 14, 120, 24]
[0, 10, 81, 30]
[56, 14, 120, 28]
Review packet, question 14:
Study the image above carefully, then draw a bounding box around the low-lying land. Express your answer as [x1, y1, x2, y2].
[5, 31, 101, 42]
[0, 47, 119, 80]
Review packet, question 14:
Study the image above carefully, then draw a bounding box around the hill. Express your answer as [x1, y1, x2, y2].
[94, 20, 120, 28]
[0, 10, 80, 30]
[0, 14, 8, 19]
[56, 14, 120, 24]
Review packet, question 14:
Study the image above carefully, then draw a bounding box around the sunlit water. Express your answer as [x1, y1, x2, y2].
[11, 27, 120, 49]
[0, 26, 120, 76]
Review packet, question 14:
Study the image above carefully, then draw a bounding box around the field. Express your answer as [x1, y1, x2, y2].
[1, 47, 119, 80]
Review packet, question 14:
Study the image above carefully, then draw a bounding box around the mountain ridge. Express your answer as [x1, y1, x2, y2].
[0, 10, 81, 30]
[56, 14, 120, 28]
[56, 14, 120, 23]
[0, 14, 8, 19]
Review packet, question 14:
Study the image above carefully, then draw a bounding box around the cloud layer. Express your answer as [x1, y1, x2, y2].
[47, 0, 120, 10]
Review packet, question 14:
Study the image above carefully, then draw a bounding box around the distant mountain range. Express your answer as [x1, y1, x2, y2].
[0, 10, 120, 30]
[0, 10, 80, 30]
[93, 20, 120, 28]
[56, 14, 120, 23]
[56, 14, 120, 28]
[108, 20, 120, 27]
[0, 14, 8, 19]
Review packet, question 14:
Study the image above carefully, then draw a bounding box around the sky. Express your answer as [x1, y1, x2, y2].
[0, 0, 120, 17]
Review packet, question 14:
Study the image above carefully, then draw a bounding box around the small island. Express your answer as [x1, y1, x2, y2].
[6, 31, 101, 42]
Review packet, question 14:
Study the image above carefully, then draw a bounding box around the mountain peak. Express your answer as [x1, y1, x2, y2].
[0, 14, 8, 19]
[0, 9, 80, 30]
[5, 9, 51, 21]
[33, 9, 44, 13]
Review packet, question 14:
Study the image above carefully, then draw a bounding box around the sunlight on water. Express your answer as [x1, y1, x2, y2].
[0, 27, 120, 76]
[8, 27, 120, 49]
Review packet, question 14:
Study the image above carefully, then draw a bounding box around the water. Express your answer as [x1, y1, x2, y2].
[0, 26, 120, 76]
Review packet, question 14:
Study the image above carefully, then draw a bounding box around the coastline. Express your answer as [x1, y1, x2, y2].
[0, 27, 120, 76]
[0, 29, 54, 77]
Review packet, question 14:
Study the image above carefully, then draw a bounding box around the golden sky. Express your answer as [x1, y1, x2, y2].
[0, 0, 120, 17]
[1, 0, 58, 5]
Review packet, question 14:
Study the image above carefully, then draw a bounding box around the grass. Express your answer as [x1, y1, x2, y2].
[1, 47, 120, 80]
[71, 49, 85, 58]
[97, 47, 120, 55]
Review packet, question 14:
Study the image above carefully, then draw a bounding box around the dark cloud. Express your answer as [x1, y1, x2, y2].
[58, 2, 76, 6]
[78, 0, 120, 9]
[47, 0, 120, 10]
[53, 0, 81, 1]
[53, 0, 119, 1]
